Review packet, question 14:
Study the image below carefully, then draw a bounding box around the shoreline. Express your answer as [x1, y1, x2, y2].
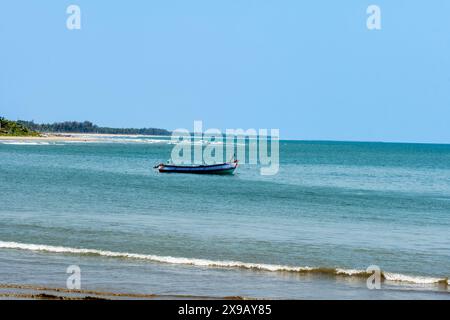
[0, 133, 162, 143]
[2, 134, 450, 146]
[0, 283, 245, 300]
[0, 134, 98, 142]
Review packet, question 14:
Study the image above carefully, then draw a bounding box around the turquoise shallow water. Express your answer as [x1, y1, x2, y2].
[0, 138, 449, 299]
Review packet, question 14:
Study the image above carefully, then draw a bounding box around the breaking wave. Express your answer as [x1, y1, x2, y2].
[0, 141, 51, 145]
[0, 241, 447, 286]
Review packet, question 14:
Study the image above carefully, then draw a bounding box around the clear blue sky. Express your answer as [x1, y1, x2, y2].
[1, 1, 449, 142]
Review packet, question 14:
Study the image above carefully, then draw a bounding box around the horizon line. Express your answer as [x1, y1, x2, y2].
[3, 116, 450, 146]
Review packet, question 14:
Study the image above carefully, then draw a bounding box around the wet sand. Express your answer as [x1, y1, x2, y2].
[0, 284, 246, 300]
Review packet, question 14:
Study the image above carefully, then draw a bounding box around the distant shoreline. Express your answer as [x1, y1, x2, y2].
[0, 133, 101, 142]
[0, 133, 167, 142]
[1, 133, 449, 146]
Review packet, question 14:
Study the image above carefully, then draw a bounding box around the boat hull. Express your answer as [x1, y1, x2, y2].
[157, 162, 237, 175]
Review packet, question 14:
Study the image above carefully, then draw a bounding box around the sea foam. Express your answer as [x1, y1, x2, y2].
[0, 241, 447, 286]
[0, 141, 51, 145]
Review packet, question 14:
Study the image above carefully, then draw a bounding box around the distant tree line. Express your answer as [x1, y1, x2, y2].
[0, 117, 39, 136]
[17, 120, 171, 136]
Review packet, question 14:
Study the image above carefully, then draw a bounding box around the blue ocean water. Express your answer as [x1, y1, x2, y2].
[0, 138, 449, 299]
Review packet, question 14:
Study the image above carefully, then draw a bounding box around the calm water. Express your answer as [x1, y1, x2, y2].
[0, 138, 449, 299]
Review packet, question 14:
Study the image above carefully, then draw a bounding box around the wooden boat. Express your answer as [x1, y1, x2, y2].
[154, 160, 238, 174]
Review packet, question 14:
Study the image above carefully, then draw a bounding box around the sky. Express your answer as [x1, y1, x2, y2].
[1, 1, 449, 142]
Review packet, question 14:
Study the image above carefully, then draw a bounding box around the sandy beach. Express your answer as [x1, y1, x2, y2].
[0, 133, 159, 143]
[0, 134, 100, 142]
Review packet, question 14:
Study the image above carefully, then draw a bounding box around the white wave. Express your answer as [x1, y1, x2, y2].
[60, 141, 99, 144]
[99, 139, 167, 144]
[383, 272, 447, 285]
[135, 139, 168, 144]
[0, 240, 313, 272]
[336, 268, 366, 276]
[0, 241, 447, 285]
[1, 141, 50, 145]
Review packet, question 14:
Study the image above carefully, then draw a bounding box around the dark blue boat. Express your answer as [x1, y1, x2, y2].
[154, 160, 238, 174]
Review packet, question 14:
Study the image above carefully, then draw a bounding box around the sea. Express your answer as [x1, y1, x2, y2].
[0, 136, 449, 299]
